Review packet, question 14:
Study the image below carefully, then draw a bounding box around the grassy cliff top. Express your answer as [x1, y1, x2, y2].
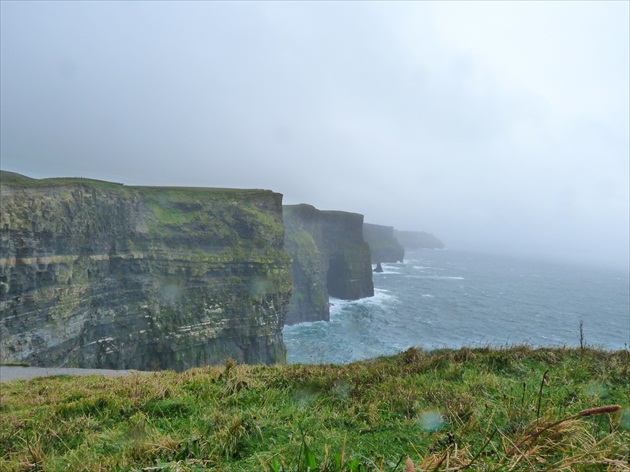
[283, 205, 364, 219]
[283, 203, 316, 210]
[0, 171, 278, 197]
[1, 346, 627, 471]
[320, 210, 364, 219]
[0, 171, 127, 190]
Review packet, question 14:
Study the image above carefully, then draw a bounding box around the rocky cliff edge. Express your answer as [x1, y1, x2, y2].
[0, 172, 292, 370]
[362, 223, 405, 263]
[283, 204, 374, 325]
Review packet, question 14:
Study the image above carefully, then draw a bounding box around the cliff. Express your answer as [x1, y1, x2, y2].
[362, 223, 405, 263]
[283, 204, 374, 325]
[0, 172, 292, 370]
[282, 205, 329, 325]
[320, 211, 374, 300]
[395, 230, 445, 249]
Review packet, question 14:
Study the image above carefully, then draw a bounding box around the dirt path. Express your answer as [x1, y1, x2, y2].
[0, 366, 144, 382]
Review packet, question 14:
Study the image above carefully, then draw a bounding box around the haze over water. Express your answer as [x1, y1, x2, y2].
[284, 250, 630, 364]
[2, 2, 628, 272]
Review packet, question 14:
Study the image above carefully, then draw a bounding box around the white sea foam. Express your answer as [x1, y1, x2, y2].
[283, 319, 328, 331]
[376, 264, 401, 274]
[410, 265, 445, 271]
[329, 290, 397, 318]
[368, 289, 397, 302]
[285, 249, 630, 364]
[328, 297, 351, 319]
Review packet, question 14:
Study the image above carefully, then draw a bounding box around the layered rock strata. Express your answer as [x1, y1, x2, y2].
[362, 223, 405, 263]
[0, 172, 292, 370]
[395, 230, 445, 249]
[283, 204, 374, 325]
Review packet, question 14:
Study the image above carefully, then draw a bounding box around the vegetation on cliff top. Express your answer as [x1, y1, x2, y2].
[0, 171, 274, 195]
[1, 171, 122, 188]
[1, 171, 286, 255]
[1, 346, 628, 471]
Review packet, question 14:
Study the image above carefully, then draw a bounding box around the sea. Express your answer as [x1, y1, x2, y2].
[283, 249, 630, 364]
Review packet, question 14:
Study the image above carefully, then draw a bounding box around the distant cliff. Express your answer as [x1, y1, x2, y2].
[362, 223, 405, 263]
[395, 230, 445, 249]
[283, 205, 374, 325]
[0, 172, 292, 370]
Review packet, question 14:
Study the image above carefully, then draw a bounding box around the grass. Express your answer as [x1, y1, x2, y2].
[0, 171, 128, 190]
[0, 346, 628, 471]
[0, 171, 274, 194]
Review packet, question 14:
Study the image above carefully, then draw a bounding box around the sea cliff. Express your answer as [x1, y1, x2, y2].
[395, 230, 445, 249]
[284, 204, 374, 325]
[0, 172, 292, 370]
[362, 223, 405, 263]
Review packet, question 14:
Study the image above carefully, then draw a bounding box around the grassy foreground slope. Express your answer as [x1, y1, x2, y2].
[1, 347, 628, 471]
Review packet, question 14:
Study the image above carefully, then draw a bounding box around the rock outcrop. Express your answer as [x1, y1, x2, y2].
[0, 172, 292, 370]
[362, 223, 405, 263]
[283, 205, 374, 325]
[395, 230, 445, 249]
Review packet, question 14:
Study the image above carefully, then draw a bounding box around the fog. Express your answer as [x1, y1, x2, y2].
[1, 2, 628, 272]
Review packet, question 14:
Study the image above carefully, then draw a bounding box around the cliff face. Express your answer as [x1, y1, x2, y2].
[282, 205, 329, 325]
[320, 211, 374, 300]
[0, 172, 292, 370]
[362, 223, 405, 263]
[283, 205, 374, 325]
[395, 230, 445, 249]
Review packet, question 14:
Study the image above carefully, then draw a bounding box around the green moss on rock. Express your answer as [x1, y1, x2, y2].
[0, 172, 292, 370]
[283, 204, 373, 325]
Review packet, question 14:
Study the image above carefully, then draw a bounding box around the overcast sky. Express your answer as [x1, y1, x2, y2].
[1, 1, 628, 271]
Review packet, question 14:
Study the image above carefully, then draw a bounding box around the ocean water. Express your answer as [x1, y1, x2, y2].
[283, 250, 630, 364]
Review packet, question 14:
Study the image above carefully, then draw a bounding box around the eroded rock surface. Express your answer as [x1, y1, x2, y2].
[283, 204, 373, 325]
[0, 172, 292, 370]
[363, 223, 405, 263]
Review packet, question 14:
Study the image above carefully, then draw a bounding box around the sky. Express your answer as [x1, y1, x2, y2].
[1, 1, 628, 272]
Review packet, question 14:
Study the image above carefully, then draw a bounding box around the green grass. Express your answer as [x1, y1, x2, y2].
[0, 171, 277, 200]
[1, 347, 628, 471]
[0, 171, 128, 190]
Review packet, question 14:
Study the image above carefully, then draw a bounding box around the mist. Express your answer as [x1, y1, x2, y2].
[1, 1, 628, 272]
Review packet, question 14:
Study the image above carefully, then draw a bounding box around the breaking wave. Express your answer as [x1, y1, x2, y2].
[284, 250, 630, 364]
